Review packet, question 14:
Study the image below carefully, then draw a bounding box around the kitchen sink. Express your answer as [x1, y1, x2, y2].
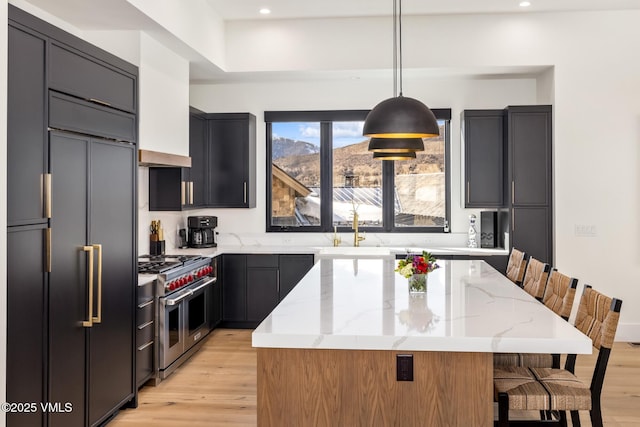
[315, 246, 394, 258]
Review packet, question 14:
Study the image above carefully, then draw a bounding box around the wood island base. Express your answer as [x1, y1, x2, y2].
[256, 347, 492, 427]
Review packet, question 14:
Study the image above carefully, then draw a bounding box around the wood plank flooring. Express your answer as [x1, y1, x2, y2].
[109, 329, 640, 427]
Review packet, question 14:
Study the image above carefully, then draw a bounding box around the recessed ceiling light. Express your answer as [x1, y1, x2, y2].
[519, 1, 531, 7]
[259, 8, 271, 15]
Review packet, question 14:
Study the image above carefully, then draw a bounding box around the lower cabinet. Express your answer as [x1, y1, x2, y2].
[7, 224, 48, 427]
[136, 280, 155, 388]
[210, 257, 223, 329]
[221, 254, 315, 328]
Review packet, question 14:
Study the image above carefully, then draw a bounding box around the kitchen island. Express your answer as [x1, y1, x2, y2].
[252, 258, 592, 427]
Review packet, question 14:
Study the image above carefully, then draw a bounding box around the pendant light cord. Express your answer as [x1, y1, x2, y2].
[398, 0, 403, 97]
[393, 0, 398, 98]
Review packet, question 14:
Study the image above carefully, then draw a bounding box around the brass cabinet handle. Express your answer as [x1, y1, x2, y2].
[46, 228, 52, 273]
[137, 320, 154, 330]
[181, 181, 186, 206]
[189, 181, 194, 205]
[137, 341, 154, 351]
[44, 173, 52, 218]
[92, 244, 103, 324]
[82, 246, 94, 328]
[88, 98, 111, 107]
[511, 181, 515, 203]
[243, 182, 247, 204]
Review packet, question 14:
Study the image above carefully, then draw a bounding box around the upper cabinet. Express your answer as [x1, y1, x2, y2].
[462, 110, 505, 208]
[149, 112, 257, 210]
[207, 113, 257, 208]
[506, 105, 553, 263]
[7, 22, 48, 227]
[49, 40, 137, 113]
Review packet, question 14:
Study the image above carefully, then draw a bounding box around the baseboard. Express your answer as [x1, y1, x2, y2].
[614, 323, 640, 342]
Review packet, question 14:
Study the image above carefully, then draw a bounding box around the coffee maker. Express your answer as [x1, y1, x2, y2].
[187, 216, 217, 248]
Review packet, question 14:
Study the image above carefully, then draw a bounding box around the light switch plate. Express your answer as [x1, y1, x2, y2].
[575, 224, 597, 237]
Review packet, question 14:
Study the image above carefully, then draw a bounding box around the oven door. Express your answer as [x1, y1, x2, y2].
[159, 292, 186, 370]
[184, 277, 215, 351]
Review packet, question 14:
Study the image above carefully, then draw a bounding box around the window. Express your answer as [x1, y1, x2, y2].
[266, 109, 451, 232]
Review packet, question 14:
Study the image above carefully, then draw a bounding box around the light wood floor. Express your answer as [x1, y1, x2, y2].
[110, 329, 640, 427]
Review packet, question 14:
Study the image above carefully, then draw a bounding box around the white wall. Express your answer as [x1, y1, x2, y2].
[138, 32, 190, 155]
[1, 3, 8, 425]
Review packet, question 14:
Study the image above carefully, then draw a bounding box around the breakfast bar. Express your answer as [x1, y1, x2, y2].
[252, 258, 593, 426]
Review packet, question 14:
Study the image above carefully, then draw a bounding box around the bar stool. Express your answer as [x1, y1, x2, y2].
[522, 257, 551, 301]
[505, 247, 528, 285]
[494, 285, 622, 427]
[494, 269, 578, 369]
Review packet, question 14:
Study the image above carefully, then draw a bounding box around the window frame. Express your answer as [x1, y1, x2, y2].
[265, 109, 451, 233]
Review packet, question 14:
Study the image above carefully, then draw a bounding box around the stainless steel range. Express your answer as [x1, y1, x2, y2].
[138, 254, 216, 380]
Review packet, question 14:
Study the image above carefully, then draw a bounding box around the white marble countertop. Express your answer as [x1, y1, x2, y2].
[252, 259, 592, 354]
[168, 244, 509, 258]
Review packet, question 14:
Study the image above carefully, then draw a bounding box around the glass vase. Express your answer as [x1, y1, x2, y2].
[408, 273, 428, 293]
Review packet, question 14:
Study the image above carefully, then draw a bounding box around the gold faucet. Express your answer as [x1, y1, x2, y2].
[333, 226, 341, 247]
[352, 212, 365, 247]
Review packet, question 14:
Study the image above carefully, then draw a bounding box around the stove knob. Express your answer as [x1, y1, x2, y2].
[179, 277, 187, 286]
[168, 282, 176, 291]
[187, 275, 193, 282]
[198, 269, 204, 277]
[208, 266, 214, 274]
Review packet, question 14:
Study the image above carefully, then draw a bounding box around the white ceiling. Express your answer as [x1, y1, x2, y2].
[17, 0, 640, 83]
[206, 0, 640, 20]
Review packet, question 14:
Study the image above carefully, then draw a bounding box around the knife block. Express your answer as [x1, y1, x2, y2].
[150, 240, 165, 256]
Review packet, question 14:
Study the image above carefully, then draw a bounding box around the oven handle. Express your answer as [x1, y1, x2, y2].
[165, 276, 216, 306]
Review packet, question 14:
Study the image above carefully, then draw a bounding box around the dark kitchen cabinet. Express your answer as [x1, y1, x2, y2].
[221, 254, 314, 328]
[149, 167, 194, 211]
[210, 259, 223, 329]
[7, 21, 48, 227]
[207, 113, 257, 208]
[49, 131, 136, 427]
[506, 105, 553, 263]
[8, 6, 139, 427]
[246, 255, 280, 323]
[279, 254, 315, 299]
[136, 279, 155, 388]
[189, 110, 208, 207]
[49, 42, 137, 113]
[462, 110, 505, 208]
[222, 254, 248, 325]
[7, 224, 48, 427]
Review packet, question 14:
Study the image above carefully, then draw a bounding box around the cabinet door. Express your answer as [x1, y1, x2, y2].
[7, 24, 47, 226]
[190, 112, 208, 207]
[49, 131, 90, 427]
[247, 267, 280, 323]
[222, 255, 247, 322]
[279, 254, 315, 299]
[49, 42, 136, 113]
[511, 207, 551, 264]
[7, 224, 48, 427]
[508, 106, 552, 206]
[211, 278, 223, 329]
[88, 139, 136, 426]
[208, 114, 256, 208]
[149, 167, 192, 211]
[463, 110, 504, 207]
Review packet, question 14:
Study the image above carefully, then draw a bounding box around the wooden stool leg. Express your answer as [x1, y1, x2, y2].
[497, 393, 510, 427]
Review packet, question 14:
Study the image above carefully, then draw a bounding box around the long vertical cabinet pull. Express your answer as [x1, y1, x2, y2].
[243, 182, 247, 204]
[181, 181, 186, 206]
[466, 182, 470, 204]
[44, 173, 52, 218]
[82, 246, 95, 328]
[189, 182, 194, 205]
[92, 244, 103, 324]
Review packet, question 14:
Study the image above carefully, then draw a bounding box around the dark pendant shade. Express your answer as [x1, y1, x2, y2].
[368, 137, 424, 153]
[373, 151, 417, 161]
[363, 95, 440, 139]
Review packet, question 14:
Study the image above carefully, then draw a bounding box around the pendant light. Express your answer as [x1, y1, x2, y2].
[368, 137, 423, 153]
[364, 0, 439, 151]
[373, 151, 417, 161]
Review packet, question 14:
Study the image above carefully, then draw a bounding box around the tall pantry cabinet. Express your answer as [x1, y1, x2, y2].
[7, 6, 138, 427]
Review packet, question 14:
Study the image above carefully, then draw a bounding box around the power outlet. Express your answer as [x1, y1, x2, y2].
[575, 224, 597, 237]
[396, 354, 413, 381]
